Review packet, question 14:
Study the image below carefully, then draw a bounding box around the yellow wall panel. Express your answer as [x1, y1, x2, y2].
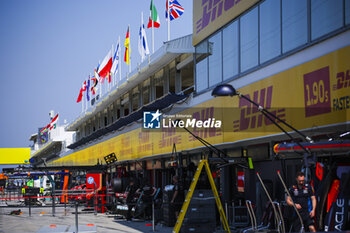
[0, 148, 31, 164]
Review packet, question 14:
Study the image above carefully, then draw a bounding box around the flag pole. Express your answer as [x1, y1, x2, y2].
[141, 11, 144, 63]
[81, 87, 84, 113]
[88, 75, 91, 108]
[167, 0, 170, 41]
[86, 79, 88, 111]
[152, 16, 154, 53]
[151, 0, 155, 54]
[115, 44, 117, 87]
[115, 43, 117, 87]
[119, 36, 121, 85]
[99, 60, 102, 97]
[110, 45, 113, 91]
[112, 44, 114, 87]
[129, 24, 131, 74]
[89, 76, 91, 108]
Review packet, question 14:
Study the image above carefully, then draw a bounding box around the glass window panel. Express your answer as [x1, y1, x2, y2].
[154, 69, 164, 99]
[132, 87, 139, 112]
[169, 68, 176, 93]
[223, 21, 239, 80]
[195, 41, 209, 92]
[240, 7, 258, 72]
[346, 0, 350, 25]
[282, 0, 308, 53]
[311, 0, 343, 40]
[122, 93, 129, 116]
[195, 58, 208, 92]
[142, 79, 150, 105]
[182, 63, 194, 93]
[208, 32, 222, 87]
[260, 0, 281, 63]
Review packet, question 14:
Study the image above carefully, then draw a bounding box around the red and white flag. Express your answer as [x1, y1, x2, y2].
[76, 81, 87, 103]
[97, 49, 113, 82]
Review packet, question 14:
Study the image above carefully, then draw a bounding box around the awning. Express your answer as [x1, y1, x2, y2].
[274, 140, 350, 154]
[29, 141, 62, 164]
[31, 141, 61, 158]
[67, 93, 189, 150]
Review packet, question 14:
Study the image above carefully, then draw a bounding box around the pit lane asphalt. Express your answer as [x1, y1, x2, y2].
[0, 206, 173, 233]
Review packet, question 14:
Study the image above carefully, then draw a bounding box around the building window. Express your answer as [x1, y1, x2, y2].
[240, 6, 258, 72]
[132, 87, 139, 112]
[260, 0, 281, 63]
[169, 61, 176, 93]
[223, 20, 239, 80]
[195, 40, 209, 92]
[311, 0, 343, 40]
[282, 0, 308, 53]
[143, 79, 150, 105]
[346, 0, 350, 25]
[181, 62, 194, 94]
[104, 116, 108, 127]
[116, 107, 120, 119]
[194, 0, 349, 94]
[208, 32, 222, 87]
[122, 93, 129, 116]
[154, 69, 164, 99]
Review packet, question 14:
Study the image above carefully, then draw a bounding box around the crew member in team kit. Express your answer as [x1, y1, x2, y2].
[171, 175, 184, 218]
[286, 172, 317, 232]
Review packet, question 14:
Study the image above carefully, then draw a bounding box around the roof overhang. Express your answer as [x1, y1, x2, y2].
[113, 153, 174, 166]
[30, 141, 62, 160]
[66, 34, 194, 132]
[67, 93, 189, 150]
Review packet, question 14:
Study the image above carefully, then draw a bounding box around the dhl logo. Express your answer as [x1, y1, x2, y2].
[334, 69, 350, 90]
[233, 86, 286, 131]
[196, 0, 242, 34]
[191, 107, 222, 140]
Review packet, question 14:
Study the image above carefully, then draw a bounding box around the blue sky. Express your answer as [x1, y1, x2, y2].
[0, 0, 193, 148]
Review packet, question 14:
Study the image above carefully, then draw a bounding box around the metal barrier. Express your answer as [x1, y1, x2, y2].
[0, 187, 158, 232]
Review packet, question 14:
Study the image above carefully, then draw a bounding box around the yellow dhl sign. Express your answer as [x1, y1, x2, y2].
[51, 45, 350, 166]
[0, 148, 31, 164]
[193, 0, 260, 46]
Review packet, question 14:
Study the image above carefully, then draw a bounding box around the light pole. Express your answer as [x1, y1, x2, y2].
[211, 83, 311, 233]
[211, 84, 313, 146]
[211, 84, 315, 171]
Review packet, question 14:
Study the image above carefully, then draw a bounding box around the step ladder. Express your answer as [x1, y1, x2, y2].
[172, 159, 231, 233]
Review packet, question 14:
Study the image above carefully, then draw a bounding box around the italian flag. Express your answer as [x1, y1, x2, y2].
[147, 0, 160, 28]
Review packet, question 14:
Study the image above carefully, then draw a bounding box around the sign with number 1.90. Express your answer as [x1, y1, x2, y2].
[303, 66, 331, 117]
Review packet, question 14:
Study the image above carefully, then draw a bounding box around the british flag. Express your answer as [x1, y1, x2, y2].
[166, 0, 184, 21]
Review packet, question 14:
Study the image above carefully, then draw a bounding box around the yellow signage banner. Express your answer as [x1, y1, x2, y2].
[0, 148, 31, 164]
[51, 46, 350, 166]
[193, 0, 260, 46]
